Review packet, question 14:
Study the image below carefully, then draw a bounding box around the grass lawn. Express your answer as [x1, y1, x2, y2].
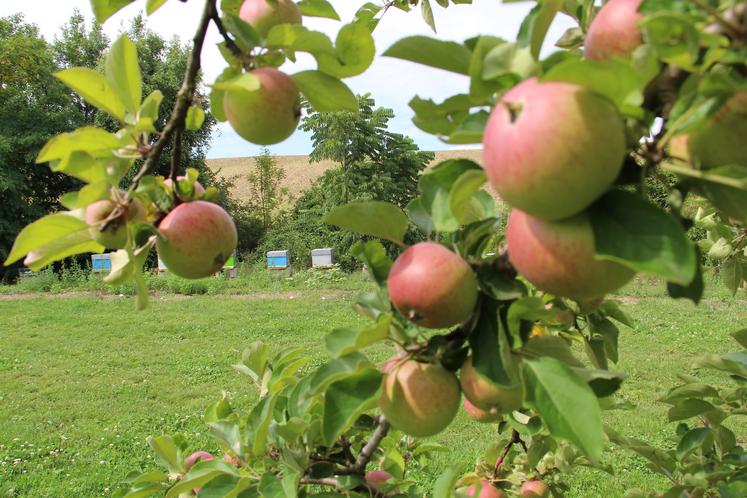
[0, 280, 745, 497]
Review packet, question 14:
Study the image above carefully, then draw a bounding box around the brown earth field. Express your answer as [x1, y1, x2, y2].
[207, 149, 483, 202]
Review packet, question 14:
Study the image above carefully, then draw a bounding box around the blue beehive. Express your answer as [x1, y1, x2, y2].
[91, 253, 112, 273]
[266, 250, 289, 270]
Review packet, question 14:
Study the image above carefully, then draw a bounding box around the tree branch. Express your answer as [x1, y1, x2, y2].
[351, 416, 390, 474]
[693, 0, 746, 40]
[130, 0, 215, 189]
[493, 430, 525, 479]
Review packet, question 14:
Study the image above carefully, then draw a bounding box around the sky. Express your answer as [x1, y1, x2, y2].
[1, 0, 574, 159]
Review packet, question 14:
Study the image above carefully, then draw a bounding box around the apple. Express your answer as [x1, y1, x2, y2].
[466, 480, 505, 498]
[585, 0, 644, 61]
[86, 198, 146, 249]
[239, 0, 302, 38]
[387, 242, 478, 328]
[460, 357, 522, 413]
[223, 67, 301, 146]
[463, 399, 500, 424]
[482, 78, 625, 221]
[365, 470, 393, 485]
[184, 451, 213, 471]
[164, 176, 205, 200]
[379, 359, 461, 438]
[520, 480, 550, 498]
[686, 91, 747, 170]
[156, 200, 238, 279]
[507, 209, 635, 300]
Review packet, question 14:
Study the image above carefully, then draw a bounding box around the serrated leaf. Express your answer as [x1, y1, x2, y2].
[384, 36, 471, 75]
[522, 357, 603, 461]
[324, 201, 408, 245]
[292, 71, 357, 112]
[106, 35, 142, 114]
[298, 0, 340, 20]
[55, 68, 127, 121]
[590, 190, 697, 286]
[322, 368, 381, 446]
[185, 106, 206, 131]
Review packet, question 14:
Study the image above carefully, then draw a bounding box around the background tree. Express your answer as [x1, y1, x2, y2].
[257, 96, 433, 269]
[0, 15, 78, 281]
[246, 148, 290, 230]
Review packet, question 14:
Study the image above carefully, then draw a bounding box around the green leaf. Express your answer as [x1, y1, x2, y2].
[165, 460, 239, 498]
[599, 300, 634, 328]
[350, 240, 392, 286]
[247, 394, 279, 456]
[292, 71, 357, 112]
[309, 353, 374, 395]
[383, 36, 472, 75]
[660, 383, 719, 404]
[469, 298, 517, 387]
[406, 197, 434, 236]
[447, 169, 487, 225]
[571, 368, 626, 398]
[732, 329, 747, 349]
[37, 127, 121, 164]
[523, 336, 584, 368]
[316, 23, 375, 78]
[432, 466, 464, 498]
[106, 36, 142, 114]
[543, 58, 645, 116]
[185, 106, 206, 131]
[421, 0, 436, 33]
[326, 314, 392, 358]
[221, 12, 261, 51]
[146, 0, 168, 15]
[55, 68, 127, 121]
[146, 435, 182, 475]
[721, 257, 745, 296]
[522, 357, 603, 461]
[139, 90, 163, 122]
[676, 428, 713, 461]
[4, 211, 103, 270]
[589, 315, 620, 364]
[211, 72, 261, 92]
[322, 368, 382, 446]
[420, 159, 483, 232]
[667, 399, 716, 422]
[210, 68, 240, 122]
[324, 201, 409, 245]
[516, 0, 564, 59]
[590, 190, 697, 286]
[90, 0, 135, 23]
[297, 0, 340, 20]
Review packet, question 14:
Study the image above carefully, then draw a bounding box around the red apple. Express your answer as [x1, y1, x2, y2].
[585, 0, 644, 61]
[506, 209, 634, 300]
[156, 201, 237, 279]
[365, 470, 393, 485]
[482, 78, 625, 221]
[379, 359, 461, 438]
[184, 450, 213, 471]
[521, 480, 550, 498]
[223, 68, 301, 146]
[387, 242, 478, 329]
[466, 480, 505, 498]
[85, 198, 146, 249]
[463, 399, 500, 424]
[239, 0, 302, 38]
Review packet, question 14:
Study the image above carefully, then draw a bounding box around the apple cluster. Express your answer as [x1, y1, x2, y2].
[85, 176, 238, 280]
[223, 0, 303, 145]
[483, 0, 652, 302]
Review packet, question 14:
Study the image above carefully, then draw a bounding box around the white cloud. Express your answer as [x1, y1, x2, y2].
[1, 0, 574, 158]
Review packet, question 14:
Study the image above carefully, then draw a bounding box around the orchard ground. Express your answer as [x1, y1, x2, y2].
[0, 275, 745, 497]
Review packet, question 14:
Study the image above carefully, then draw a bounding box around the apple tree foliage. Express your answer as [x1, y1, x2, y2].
[3, 0, 747, 496]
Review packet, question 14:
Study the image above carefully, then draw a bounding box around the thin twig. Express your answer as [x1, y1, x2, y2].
[299, 477, 340, 488]
[210, 9, 245, 60]
[170, 127, 182, 183]
[493, 430, 524, 479]
[130, 0, 215, 190]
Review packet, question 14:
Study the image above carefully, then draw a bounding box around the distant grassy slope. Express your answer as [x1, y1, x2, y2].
[208, 149, 484, 203]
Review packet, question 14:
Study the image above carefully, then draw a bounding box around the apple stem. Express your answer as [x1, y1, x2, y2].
[493, 430, 525, 479]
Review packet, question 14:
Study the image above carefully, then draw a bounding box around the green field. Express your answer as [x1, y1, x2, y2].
[0, 279, 745, 497]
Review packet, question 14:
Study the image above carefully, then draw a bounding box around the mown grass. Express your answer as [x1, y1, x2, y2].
[0, 277, 745, 497]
